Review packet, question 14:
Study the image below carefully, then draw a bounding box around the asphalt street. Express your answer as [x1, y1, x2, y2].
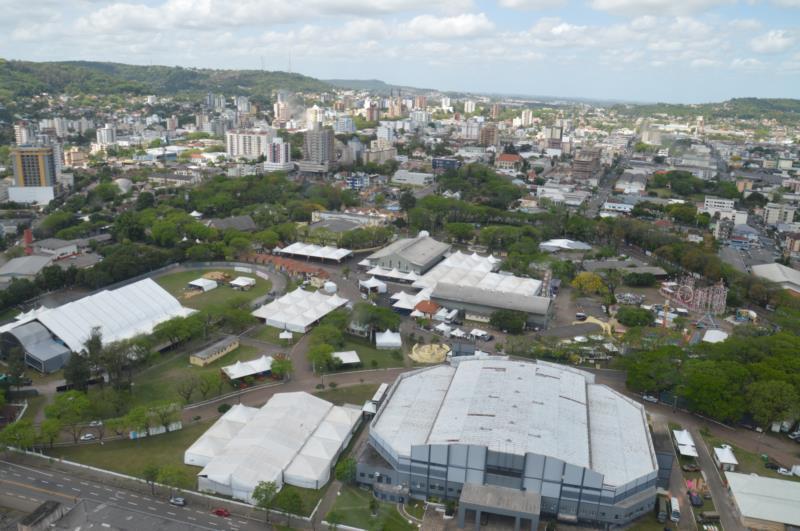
[0, 460, 265, 531]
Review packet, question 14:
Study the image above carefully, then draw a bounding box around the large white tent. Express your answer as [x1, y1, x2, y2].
[375, 330, 402, 350]
[251, 288, 348, 333]
[0, 278, 194, 353]
[275, 242, 352, 262]
[188, 278, 218, 292]
[222, 355, 274, 380]
[185, 392, 361, 501]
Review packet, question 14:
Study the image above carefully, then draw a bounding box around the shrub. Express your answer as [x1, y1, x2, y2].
[217, 403, 231, 414]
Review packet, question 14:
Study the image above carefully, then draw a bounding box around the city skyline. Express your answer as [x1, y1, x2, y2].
[1, 0, 799, 103]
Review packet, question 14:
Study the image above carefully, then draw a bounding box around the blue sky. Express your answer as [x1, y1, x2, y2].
[1, 0, 798, 102]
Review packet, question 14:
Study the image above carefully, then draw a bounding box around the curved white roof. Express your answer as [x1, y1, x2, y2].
[0, 279, 194, 352]
[276, 242, 352, 261]
[251, 288, 348, 333]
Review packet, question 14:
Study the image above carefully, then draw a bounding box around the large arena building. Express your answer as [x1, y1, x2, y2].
[357, 359, 660, 527]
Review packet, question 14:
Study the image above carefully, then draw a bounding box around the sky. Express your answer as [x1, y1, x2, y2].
[1, 0, 799, 103]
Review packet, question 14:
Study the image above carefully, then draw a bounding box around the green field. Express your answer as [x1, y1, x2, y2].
[273, 484, 327, 517]
[123, 343, 266, 407]
[155, 269, 271, 310]
[314, 384, 379, 406]
[702, 432, 800, 482]
[331, 338, 405, 372]
[20, 394, 47, 422]
[47, 420, 212, 484]
[325, 486, 416, 531]
[249, 325, 293, 347]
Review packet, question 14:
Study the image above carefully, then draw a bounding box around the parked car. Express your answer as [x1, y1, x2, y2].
[642, 394, 659, 404]
[682, 463, 700, 472]
[765, 462, 780, 470]
[787, 431, 800, 440]
[575, 312, 588, 321]
[777, 467, 793, 476]
[89, 420, 103, 427]
[169, 497, 186, 507]
[483, 334, 495, 342]
[212, 508, 230, 517]
[79, 433, 96, 442]
[688, 491, 703, 507]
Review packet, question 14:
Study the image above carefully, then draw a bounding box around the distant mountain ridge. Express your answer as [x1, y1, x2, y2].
[0, 59, 331, 102]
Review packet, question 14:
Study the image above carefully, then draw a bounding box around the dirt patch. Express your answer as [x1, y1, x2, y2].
[202, 271, 230, 281]
[410, 343, 450, 364]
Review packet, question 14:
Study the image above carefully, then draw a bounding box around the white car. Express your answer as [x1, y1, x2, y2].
[777, 467, 793, 476]
[89, 420, 103, 427]
[642, 394, 659, 404]
[79, 433, 96, 442]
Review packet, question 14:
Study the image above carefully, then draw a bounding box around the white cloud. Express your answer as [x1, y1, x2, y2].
[772, 0, 800, 6]
[690, 58, 720, 67]
[730, 57, 765, 69]
[400, 13, 495, 38]
[750, 29, 795, 53]
[588, 0, 733, 16]
[729, 19, 762, 31]
[497, 0, 566, 8]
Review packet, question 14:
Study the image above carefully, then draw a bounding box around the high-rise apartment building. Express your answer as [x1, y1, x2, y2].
[479, 123, 498, 146]
[225, 129, 274, 160]
[414, 95, 427, 110]
[464, 100, 476, 114]
[11, 146, 58, 187]
[14, 121, 35, 145]
[263, 138, 293, 171]
[490, 103, 502, 119]
[334, 116, 356, 134]
[441, 96, 451, 109]
[521, 109, 534, 127]
[96, 124, 117, 146]
[764, 203, 798, 226]
[306, 105, 324, 126]
[303, 124, 335, 165]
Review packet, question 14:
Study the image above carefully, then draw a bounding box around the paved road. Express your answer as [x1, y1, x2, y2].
[0, 460, 265, 531]
[690, 427, 742, 531]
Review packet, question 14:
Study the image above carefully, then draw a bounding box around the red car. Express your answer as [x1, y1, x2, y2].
[212, 508, 230, 517]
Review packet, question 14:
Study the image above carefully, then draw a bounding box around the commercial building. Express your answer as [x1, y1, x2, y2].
[0, 279, 194, 373]
[33, 238, 77, 259]
[726, 472, 800, 530]
[0, 255, 53, 282]
[358, 359, 659, 526]
[190, 336, 240, 367]
[225, 129, 274, 160]
[764, 203, 797, 226]
[572, 149, 601, 181]
[365, 233, 450, 275]
[185, 392, 361, 501]
[751, 263, 800, 295]
[11, 146, 58, 188]
[334, 116, 355, 134]
[392, 170, 434, 187]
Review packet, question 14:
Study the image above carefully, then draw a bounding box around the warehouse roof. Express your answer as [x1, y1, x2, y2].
[752, 263, 800, 291]
[0, 255, 52, 278]
[412, 251, 543, 296]
[0, 279, 194, 352]
[276, 242, 352, 262]
[372, 359, 656, 487]
[727, 472, 800, 526]
[539, 239, 592, 252]
[431, 283, 551, 315]
[368, 235, 450, 267]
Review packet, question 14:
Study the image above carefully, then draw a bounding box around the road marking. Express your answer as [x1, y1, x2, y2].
[71, 488, 80, 492]
[127, 501, 138, 506]
[16, 495, 26, 500]
[11, 473, 20, 477]
[0, 478, 76, 501]
[187, 516, 196, 521]
[196, 510, 205, 514]
[238, 521, 247, 525]
[155, 500, 165, 505]
[90, 492, 98, 496]
[57, 484, 64, 488]
[40, 480, 49, 484]
[167, 511, 176, 516]
[148, 506, 156, 511]
[130, 493, 138, 498]
[80, 481, 89, 486]
[0, 461, 54, 478]
[26, 476, 34, 481]
[126, 515, 133, 521]
[104, 487, 113, 492]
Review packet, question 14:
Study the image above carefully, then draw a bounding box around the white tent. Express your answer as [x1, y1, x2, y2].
[450, 328, 467, 338]
[279, 330, 293, 340]
[0, 278, 195, 353]
[230, 276, 256, 289]
[359, 277, 387, 293]
[390, 288, 433, 311]
[332, 350, 361, 365]
[376, 330, 402, 350]
[276, 242, 352, 262]
[702, 329, 729, 343]
[222, 355, 274, 380]
[251, 288, 349, 333]
[672, 429, 699, 457]
[434, 323, 452, 335]
[189, 278, 218, 292]
[187, 392, 361, 501]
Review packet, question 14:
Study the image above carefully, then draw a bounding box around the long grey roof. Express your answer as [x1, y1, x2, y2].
[0, 255, 52, 277]
[368, 236, 450, 267]
[6, 321, 70, 363]
[431, 282, 552, 315]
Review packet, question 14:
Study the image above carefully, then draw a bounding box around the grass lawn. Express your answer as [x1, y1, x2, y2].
[155, 269, 271, 311]
[47, 420, 212, 485]
[330, 338, 404, 372]
[626, 513, 669, 531]
[701, 432, 800, 482]
[405, 499, 426, 520]
[124, 343, 266, 408]
[314, 384, 379, 406]
[249, 325, 294, 347]
[326, 485, 416, 531]
[20, 394, 47, 422]
[273, 484, 327, 517]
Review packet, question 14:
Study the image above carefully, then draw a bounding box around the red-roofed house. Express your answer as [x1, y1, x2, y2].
[495, 153, 524, 171]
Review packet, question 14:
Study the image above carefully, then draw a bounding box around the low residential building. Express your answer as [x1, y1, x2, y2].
[189, 336, 240, 367]
[205, 215, 257, 232]
[33, 238, 78, 259]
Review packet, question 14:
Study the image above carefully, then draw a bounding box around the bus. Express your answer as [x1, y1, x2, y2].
[670, 496, 681, 522]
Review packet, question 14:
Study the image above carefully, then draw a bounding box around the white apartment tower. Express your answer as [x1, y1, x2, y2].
[226, 129, 274, 160]
[263, 138, 293, 171]
[464, 100, 476, 113]
[96, 124, 117, 146]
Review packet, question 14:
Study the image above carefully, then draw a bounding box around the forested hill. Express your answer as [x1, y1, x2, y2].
[614, 97, 800, 124]
[0, 59, 332, 101]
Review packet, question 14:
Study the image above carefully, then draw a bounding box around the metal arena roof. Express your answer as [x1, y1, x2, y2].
[372, 359, 657, 487]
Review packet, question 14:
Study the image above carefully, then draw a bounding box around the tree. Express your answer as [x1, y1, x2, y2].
[45, 391, 91, 443]
[624, 272, 656, 287]
[625, 347, 682, 393]
[571, 272, 607, 296]
[489, 310, 526, 335]
[125, 406, 151, 435]
[599, 269, 624, 309]
[308, 343, 336, 373]
[197, 373, 219, 399]
[680, 360, 749, 423]
[280, 490, 304, 528]
[82, 327, 104, 376]
[444, 222, 475, 243]
[157, 465, 190, 492]
[151, 402, 179, 432]
[747, 380, 799, 430]
[615, 307, 655, 328]
[252, 480, 278, 523]
[64, 353, 91, 392]
[399, 190, 416, 213]
[270, 356, 293, 381]
[175, 376, 198, 403]
[37, 418, 62, 449]
[0, 420, 37, 450]
[334, 457, 357, 485]
[5, 347, 26, 390]
[142, 464, 160, 496]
